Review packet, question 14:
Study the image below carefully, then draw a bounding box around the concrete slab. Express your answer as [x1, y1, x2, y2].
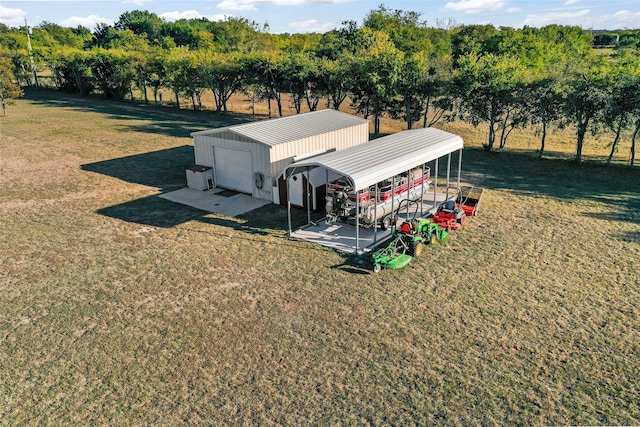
[159, 188, 271, 216]
[291, 195, 450, 254]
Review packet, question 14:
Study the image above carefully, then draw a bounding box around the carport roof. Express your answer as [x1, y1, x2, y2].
[285, 127, 463, 192]
[190, 109, 369, 147]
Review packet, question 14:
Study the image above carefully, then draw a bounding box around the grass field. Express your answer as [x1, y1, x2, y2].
[1, 90, 639, 425]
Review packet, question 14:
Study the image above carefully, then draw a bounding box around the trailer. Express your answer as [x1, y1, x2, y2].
[325, 167, 431, 230]
[457, 185, 484, 217]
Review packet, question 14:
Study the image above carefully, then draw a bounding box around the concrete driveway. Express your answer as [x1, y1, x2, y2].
[159, 188, 271, 217]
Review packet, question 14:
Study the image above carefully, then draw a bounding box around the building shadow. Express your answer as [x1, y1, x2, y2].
[82, 146, 194, 192]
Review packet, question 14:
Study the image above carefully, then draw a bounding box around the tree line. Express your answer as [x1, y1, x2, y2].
[1, 7, 639, 166]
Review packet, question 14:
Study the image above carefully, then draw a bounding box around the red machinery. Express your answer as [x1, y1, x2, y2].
[432, 199, 466, 231]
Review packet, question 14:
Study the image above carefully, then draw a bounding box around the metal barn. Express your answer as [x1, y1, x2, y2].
[189, 110, 369, 206]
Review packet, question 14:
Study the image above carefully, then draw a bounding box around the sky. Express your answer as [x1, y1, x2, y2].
[1, 0, 638, 33]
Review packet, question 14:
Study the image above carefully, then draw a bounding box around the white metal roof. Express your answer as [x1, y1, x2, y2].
[285, 127, 464, 192]
[190, 109, 369, 147]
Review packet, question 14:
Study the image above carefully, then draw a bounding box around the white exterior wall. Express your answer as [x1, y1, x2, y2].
[270, 123, 369, 183]
[191, 121, 368, 203]
[193, 133, 272, 200]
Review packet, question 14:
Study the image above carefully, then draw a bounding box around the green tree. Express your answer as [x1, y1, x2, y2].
[363, 5, 432, 55]
[115, 10, 163, 42]
[210, 17, 266, 53]
[392, 52, 427, 129]
[350, 28, 404, 134]
[450, 24, 498, 64]
[528, 75, 563, 159]
[197, 51, 244, 112]
[165, 48, 205, 110]
[0, 51, 23, 116]
[280, 52, 319, 113]
[130, 51, 149, 103]
[314, 21, 362, 110]
[88, 48, 136, 100]
[316, 21, 363, 60]
[34, 22, 87, 49]
[278, 33, 322, 53]
[604, 51, 640, 165]
[454, 52, 526, 151]
[420, 57, 452, 128]
[48, 47, 93, 94]
[161, 20, 201, 48]
[558, 56, 609, 163]
[316, 56, 354, 110]
[242, 52, 286, 117]
[146, 50, 167, 104]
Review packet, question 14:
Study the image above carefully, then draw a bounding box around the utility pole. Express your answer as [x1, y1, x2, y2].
[25, 18, 39, 88]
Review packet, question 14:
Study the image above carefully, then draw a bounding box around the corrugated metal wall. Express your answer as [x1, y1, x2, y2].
[270, 123, 369, 182]
[193, 131, 272, 200]
[192, 122, 369, 202]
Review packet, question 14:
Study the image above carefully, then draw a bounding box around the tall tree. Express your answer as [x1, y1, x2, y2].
[242, 52, 286, 117]
[165, 48, 204, 110]
[115, 10, 163, 42]
[528, 75, 563, 159]
[604, 50, 640, 165]
[350, 28, 403, 134]
[391, 52, 427, 129]
[454, 52, 526, 151]
[450, 24, 498, 65]
[558, 56, 609, 163]
[88, 48, 136, 100]
[0, 51, 23, 116]
[316, 56, 353, 110]
[363, 5, 431, 55]
[197, 51, 244, 112]
[280, 52, 319, 114]
[421, 58, 453, 128]
[48, 47, 93, 94]
[146, 49, 167, 104]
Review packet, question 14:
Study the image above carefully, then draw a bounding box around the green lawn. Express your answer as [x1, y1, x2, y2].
[1, 90, 639, 425]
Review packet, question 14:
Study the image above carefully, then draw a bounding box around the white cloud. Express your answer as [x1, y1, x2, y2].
[506, 7, 521, 13]
[288, 19, 334, 33]
[160, 10, 229, 22]
[217, 0, 259, 11]
[60, 15, 112, 30]
[217, 0, 345, 11]
[522, 8, 640, 29]
[443, 0, 507, 14]
[122, 0, 148, 5]
[564, 0, 580, 5]
[522, 9, 590, 26]
[0, 5, 27, 28]
[593, 10, 640, 29]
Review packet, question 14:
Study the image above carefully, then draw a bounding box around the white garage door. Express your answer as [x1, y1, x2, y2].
[213, 147, 253, 194]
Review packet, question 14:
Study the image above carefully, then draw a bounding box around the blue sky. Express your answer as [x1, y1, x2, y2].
[1, 0, 638, 32]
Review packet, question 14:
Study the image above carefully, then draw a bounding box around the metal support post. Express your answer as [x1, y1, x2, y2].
[434, 159, 438, 210]
[355, 190, 360, 254]
[420, 163, 425, 216]
[286, 173, 292, 236]
[457, 148, 463, 188]
[446, 153, 451, 201]
[306, 169, 311, 225]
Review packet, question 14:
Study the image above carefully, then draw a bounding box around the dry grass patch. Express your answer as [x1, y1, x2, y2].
[1, 90, 639, 425]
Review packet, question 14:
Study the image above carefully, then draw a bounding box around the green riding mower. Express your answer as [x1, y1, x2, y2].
[371, 200, 448, 273]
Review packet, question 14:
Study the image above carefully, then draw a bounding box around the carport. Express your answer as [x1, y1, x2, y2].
[284, 127, 464, 254]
